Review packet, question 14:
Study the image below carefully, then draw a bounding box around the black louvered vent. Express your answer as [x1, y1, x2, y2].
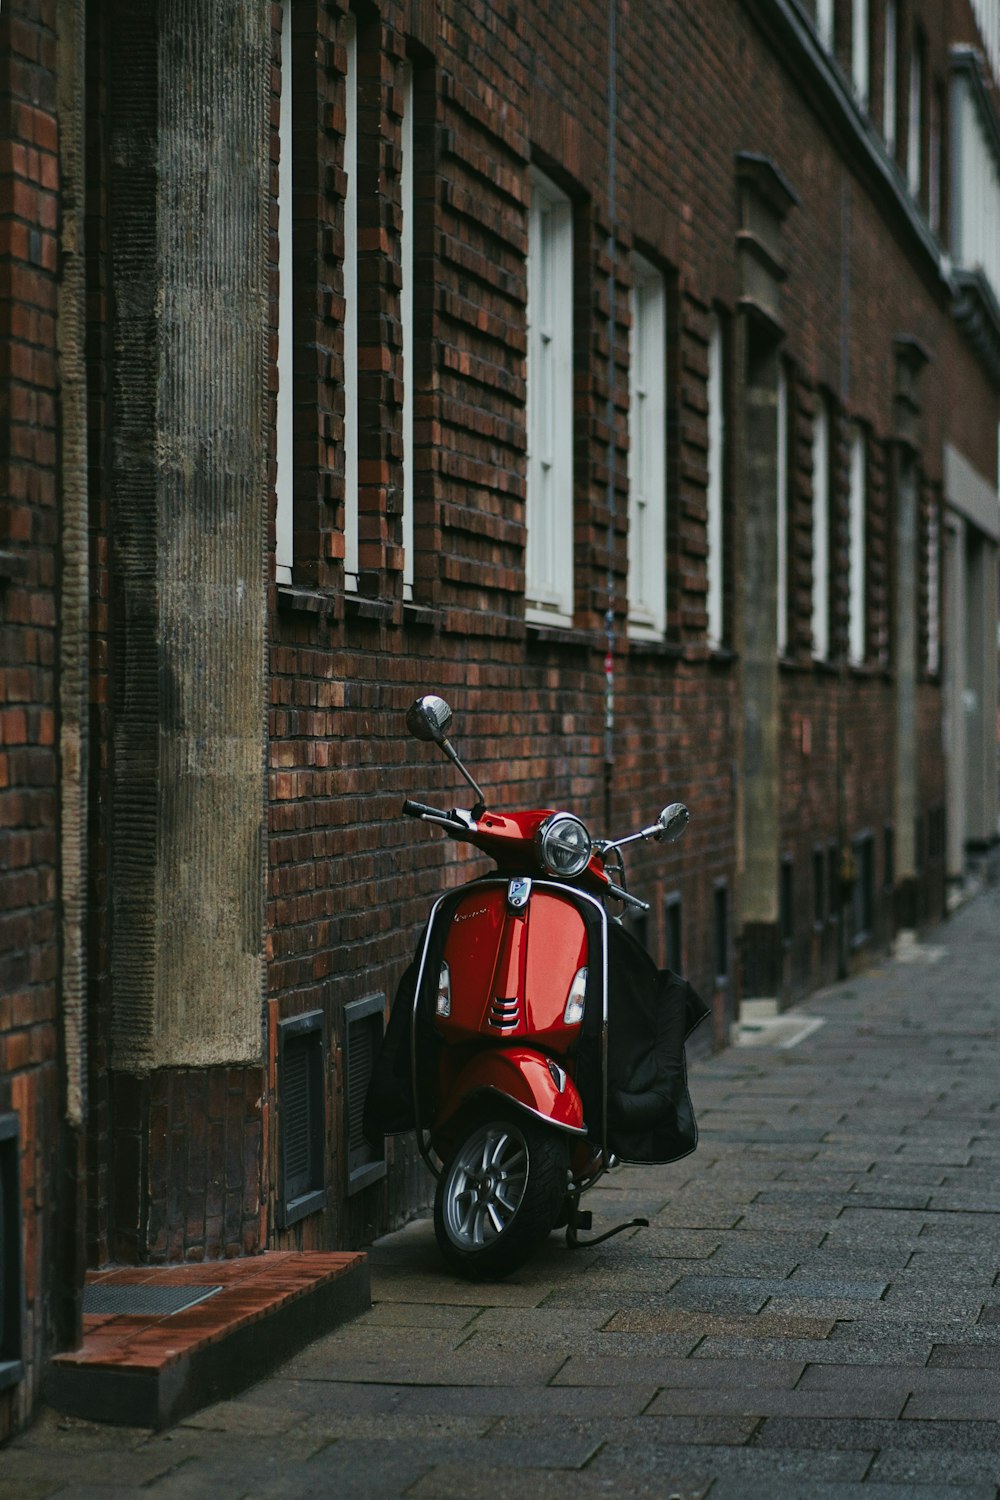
[0, 1114, 23, 1392]
[277, 1012, 326, 1229]
[344, 993, 387, 1195]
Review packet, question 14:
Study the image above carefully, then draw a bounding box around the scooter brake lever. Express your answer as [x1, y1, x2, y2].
[604, 881, 650, 913]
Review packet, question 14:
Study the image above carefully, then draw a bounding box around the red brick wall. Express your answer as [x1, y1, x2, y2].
[69, 0, 998, 1274]
[0, 0, 62, 1440]
[258, 0, 997, 1249]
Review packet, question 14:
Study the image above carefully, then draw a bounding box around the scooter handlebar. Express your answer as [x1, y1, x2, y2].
[402, 799, 447, 819]
[401, 799, 472, 833]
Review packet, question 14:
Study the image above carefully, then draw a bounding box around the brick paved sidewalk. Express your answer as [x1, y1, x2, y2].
[5, 884, 1000, 1499]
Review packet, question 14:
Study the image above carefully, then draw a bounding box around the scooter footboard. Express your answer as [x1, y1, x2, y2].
[437, 1048, 588, 1136]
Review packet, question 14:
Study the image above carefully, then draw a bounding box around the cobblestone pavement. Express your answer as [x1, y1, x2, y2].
[6, 884, 1000, 1499]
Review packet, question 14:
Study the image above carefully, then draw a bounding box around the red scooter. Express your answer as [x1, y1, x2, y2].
[365, 695, 708, 1279]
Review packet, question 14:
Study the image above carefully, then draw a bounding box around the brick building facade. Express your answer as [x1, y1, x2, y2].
[2, 0, 999, 1438]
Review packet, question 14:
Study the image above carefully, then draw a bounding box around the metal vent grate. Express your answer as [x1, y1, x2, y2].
[282, 1037, 311, 1190]
[487, 996, 520, 1032]
[346, 1013, 376, 1145]
[277, 1011, 326, 1229]
[344, 993, 387, 1196]
[83, 1284, 221, 1317]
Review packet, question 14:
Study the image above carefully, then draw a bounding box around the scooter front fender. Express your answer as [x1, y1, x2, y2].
[437, 1048, 588, 1137]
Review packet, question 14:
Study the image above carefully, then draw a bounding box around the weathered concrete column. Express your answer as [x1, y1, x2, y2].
[732, 155, 797, 1005]
[964, 530, 999, 845]
[108, 0, 269, 1069]
[893, 452, 918, 906]
[943, 445, 1000, 873]
[943, 513, 968, 880]
[738, 330, 783, 998]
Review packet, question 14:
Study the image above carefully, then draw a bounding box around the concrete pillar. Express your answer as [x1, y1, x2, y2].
[893, 453, 918, 894]
[108, 0, 269, 1069]
[737, 329, 782, 998]
[943, 514, 968, 879]
[964, 531, 999, 845]
[943, 444, 1000, 873]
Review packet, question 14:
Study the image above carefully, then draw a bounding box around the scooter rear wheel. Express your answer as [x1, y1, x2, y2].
[433, 1104, 569, 1280]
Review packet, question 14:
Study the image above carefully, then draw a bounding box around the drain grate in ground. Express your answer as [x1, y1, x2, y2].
[83, 1284, 223, 1318]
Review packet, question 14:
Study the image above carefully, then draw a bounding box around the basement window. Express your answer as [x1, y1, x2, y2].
[344, 994, 387, 1195]
[813, 844, 825, 929]
[0, 1114, 23, 1391]
[884, 824, 895, 891]
[780, 856, 794, 947]
[277, 1011, 326, 1229]
[852, 832, 875, 945]
[714, 881, 729, 984]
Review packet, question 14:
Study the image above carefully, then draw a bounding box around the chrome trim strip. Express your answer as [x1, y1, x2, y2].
[468, 1085, 590, 1137]
[532, 881, 609, 1164]
[410, 892, 450, 1180]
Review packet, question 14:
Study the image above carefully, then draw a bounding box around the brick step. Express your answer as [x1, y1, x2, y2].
[44, 1251, 369, 1431]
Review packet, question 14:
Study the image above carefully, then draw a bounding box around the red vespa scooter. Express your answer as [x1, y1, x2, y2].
[365, 694, 708, 1279]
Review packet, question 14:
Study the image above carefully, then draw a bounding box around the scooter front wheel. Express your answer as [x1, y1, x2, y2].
[433, 1105, 569, 1280]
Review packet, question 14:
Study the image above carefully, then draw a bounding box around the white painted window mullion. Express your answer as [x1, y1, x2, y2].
[627, 255, 666, 639]
[852, 0, 870, 108]
[883, 0, 897, 153]
[816, 0, 834, 51]
[526, 169, 574, 624]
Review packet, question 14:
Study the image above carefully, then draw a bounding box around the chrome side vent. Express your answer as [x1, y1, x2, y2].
[487, 996, 520, 1032]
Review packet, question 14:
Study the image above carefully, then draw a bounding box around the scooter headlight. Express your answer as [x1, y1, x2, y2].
[535, 813, 593, 878]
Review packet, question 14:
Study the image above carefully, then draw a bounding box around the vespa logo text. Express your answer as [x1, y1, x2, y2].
[454, 907, 490, 923]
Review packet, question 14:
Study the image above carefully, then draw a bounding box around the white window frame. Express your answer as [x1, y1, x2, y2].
[816, 0, 834, 51]
[525, 168, 574, 625]
[969, 0, 1000, 82]
[928, 85, 941, 233]
[852, 0, 870, 108]
[401, 60, 414, 599]
[343, 15, 359, 588]
[706, 314, 725, 649]
[776, 363, 789, 655]
[951, 66, 1000, 309]
[907, 38, 922, 199]
[275, 0, 294, 585]
[811, 396, 831, 661]
[848, 422, 867, 665]
[627, 255, 667, 640]
[883, 0, 897, 153]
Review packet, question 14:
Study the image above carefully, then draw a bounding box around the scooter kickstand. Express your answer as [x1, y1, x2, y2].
[565, 1194, 649, 1250]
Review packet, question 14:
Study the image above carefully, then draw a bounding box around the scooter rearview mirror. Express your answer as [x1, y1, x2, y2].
[405, 694, 489, 812]
[654, 802, 690, 843]
[406, 694, 454, 745]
